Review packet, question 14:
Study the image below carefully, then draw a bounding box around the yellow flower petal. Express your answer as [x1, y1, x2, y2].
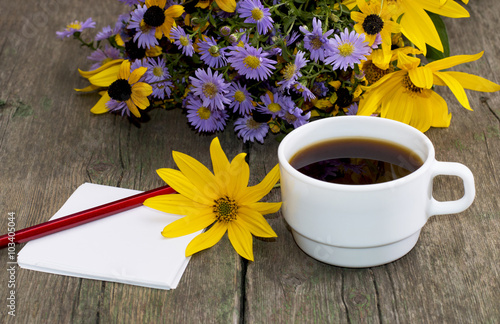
[90, 92, 111, 114]
[397, 52, 421, 71]
[227, 221, 254, 261]
[88, 64, 121, 87]
[119, 60, 131, 80]
[185, 221, 228, 256]
[426, 51, 483, 72]
[195, 0, 210, 9]
[409, 92, 433, 132]
[433, 72, 500, 92]
[248, 202, 282, 215]
[165, 5, 185, 18]
[129, 67, 147, 84]
[419, 0, 469, 18]
[161, 209, 215, 238]
[215, 0, 236, 12]
[382, 89, 413, 125]
[237, 164, 280, 204]
[358, 72, 405, 116]
[399, 1, 443, 54]
[433, 71, 472, 110]
[74, 84, 100, 92]
[226, 153, 249, 199]
[78, 59, 123, 79]
[131, 82, 153, 97]
[238, 207, 277, 238]
[428, 91, 452, 128]
[131, 92, 150, 110]
[156, 168, 214, 205]
[210, 137, 231, 179]
[172, 150, 219, 200]
[126, 99, 141, 117]
[144, 193, 204, 215]
[409, 66, 434, 89]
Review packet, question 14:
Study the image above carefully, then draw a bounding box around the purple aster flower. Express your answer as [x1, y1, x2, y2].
[152, 81, 173, 99]
[198, 37, 227, 68]
[170, 27, 194, 57]
[346, 102, 359, 115]
[144, 57, 170, 83]
[325, 28, 372, 71]
[189, 68, 231, 111]
[143, 57, 173, 98]
[227, 44, 276, 81]
[278, 50, 308, 91]
[227, 82, 254, 115]
[257, 91, 294, 118]
[115, 13, 130, 32]
[293, 82, 316, 102]
[234, 115, 269, 143]
[186, 97, 228, 133]
[95, 26, 113, 41]
[131, 59, 145, 72]
[283, 107, 311, 128]
[128, 5, 158, 49]
[311, 81, 329, 97]
[285, 31, 301, 46]
[106, 100, 130, 116]
[56, 18, 96, 39]
[87, 46, 122, 70]
[237, 0, 274, 35]
[299, 18, 334, 62]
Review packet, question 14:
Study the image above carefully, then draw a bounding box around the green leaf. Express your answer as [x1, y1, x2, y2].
[425, 11, 450, 62]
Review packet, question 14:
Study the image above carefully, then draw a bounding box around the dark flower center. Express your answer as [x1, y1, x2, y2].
[125, 41, 146, 60]
[362, 14, 384, 35]
[335, 87, 353, 108]
[252, 110, 271, 123]
[108, 79, 132, 102]
[213, 196, 238, 222]
[144, 6, 166, 27]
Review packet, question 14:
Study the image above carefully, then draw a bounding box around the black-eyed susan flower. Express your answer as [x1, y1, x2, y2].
[144, 137, 281, 261]
[89, 60, 153, 117]
[358, 51, 500, 132]
[129, 0, 184, 48]
[351, 0, 400, 68]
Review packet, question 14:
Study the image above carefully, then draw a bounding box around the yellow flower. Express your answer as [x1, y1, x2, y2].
[358, 51, 500, 132]
[90, 60, 153, 118]
[387, 0, 469, 55]
[144, 138, 281, 261]
[143, 0, 184, 39]
[351, 0, 400, 62]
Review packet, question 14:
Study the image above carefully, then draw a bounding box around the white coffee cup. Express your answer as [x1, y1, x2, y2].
[278, 116, 475, 267]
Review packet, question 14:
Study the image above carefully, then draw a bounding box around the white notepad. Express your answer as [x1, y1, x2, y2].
[17, 183, 199, 290]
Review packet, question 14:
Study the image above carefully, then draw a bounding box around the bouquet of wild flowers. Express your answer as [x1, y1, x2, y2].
[58, 0, 500, 143]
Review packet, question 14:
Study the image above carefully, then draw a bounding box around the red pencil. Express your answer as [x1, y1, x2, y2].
[0, 185, 175, 249]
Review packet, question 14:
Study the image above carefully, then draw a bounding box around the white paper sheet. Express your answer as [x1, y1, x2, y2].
[17, 183, 199, 290]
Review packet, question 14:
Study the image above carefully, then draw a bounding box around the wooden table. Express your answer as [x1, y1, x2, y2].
[1, 0, 499, 322]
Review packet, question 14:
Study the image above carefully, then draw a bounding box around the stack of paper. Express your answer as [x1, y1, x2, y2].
[17, 183, 199, 290]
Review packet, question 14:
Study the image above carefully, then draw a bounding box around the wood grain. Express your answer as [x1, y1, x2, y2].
[0, 0, 499, 323]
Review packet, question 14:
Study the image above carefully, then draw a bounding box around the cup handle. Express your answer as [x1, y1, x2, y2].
[428, 161, 475, 217]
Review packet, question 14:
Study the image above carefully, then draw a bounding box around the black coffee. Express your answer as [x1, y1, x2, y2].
[290, 137, 423, 185]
